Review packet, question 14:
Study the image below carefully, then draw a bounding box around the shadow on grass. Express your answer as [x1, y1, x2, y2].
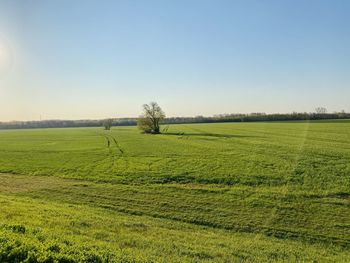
[161, 132, 255, 139]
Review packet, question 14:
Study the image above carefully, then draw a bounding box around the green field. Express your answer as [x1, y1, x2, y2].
[0, 121, 350, 262]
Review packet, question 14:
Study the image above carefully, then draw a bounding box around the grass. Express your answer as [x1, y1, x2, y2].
[0, 121, 349, 262]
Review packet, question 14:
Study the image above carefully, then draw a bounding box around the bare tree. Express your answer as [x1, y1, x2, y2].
[315, 107, 327, 114]
[138, 102, 165, 134]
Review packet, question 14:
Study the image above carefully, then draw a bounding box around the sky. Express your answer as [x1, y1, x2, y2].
[0, 0, 349, 121]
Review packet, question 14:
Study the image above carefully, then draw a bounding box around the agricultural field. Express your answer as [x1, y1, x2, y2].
[0, 120, 350, 262]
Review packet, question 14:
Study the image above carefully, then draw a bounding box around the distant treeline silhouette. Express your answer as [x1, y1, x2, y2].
[0, 112, 349, 130]
[0, 118, 136, 130]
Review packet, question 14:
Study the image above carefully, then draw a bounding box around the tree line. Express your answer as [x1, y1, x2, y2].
[0, 107, 349, 130]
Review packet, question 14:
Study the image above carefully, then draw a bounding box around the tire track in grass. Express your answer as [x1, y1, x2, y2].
[107, 134, 129, 173]
[9, 175, 350, 247]
[183, 123, 273, 250]
[110, 135, 124, 154]
[2, 173, 350, 247]
[247, 120, 311, 249]
[86, 130, 124, 175]
[105, 134, 121, 173]
[101, 132, 128, 174]
[238, 121, 270, 249]
[159, 123, 295, 247]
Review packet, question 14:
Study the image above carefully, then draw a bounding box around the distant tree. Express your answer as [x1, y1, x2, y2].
[138, 102, 165, 134]
[315, 107, 327, 114]
[338, 110, 346, 118]
[103, 119, 113, 130]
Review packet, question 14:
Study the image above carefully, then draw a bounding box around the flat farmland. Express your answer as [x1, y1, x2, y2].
[0, 121, 349, 262]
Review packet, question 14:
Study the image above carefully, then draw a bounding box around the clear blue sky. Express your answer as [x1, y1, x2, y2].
[0, 0, 349, 121]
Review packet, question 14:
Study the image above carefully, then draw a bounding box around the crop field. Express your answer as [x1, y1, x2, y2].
[0, 121, 350, 262]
